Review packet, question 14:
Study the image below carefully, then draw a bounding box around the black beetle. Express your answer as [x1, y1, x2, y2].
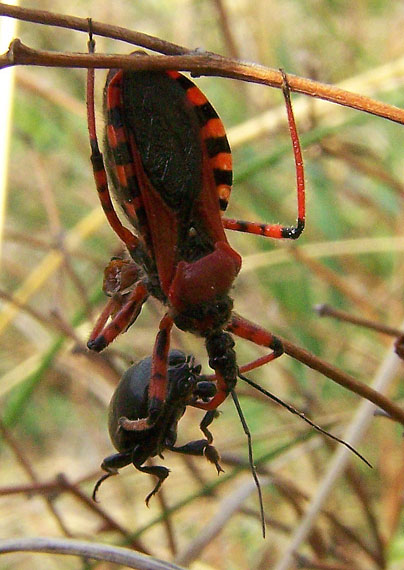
[93, 350, 222, 504]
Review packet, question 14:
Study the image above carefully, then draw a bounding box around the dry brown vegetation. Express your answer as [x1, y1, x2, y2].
[2, 1, 404, 569]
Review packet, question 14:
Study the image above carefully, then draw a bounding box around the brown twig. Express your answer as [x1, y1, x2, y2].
[345, 465, 385, 567]
[0, 2, 189, 55]
[320, 140, 404, 200]
[277, 335, 404, 426]
[211, 0, 240, 60]
[0, 2, 403, 125]
[1, 39, 402, 126]
[316, 303, 403, 338]
[0, 472, 149, 553]
[295, 557, 354, 570]
[55, 474, 149, 553]
[0, 421, 72, 537]
[290, 247, 377, 318]
[275, 477, 328, 558]
[291, 249, 380, 320]
[235, 456, 382, 566]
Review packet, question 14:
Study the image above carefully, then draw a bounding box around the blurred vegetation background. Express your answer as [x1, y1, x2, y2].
[2, 0, 404, 568]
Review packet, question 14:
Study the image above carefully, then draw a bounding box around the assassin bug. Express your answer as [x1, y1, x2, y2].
[93, 350, 221, 505]
[86, 34, 305, 431]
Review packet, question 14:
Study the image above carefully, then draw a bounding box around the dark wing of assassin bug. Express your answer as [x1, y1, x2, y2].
[86, 37, 305, 429]
[93, 349, 222, 505]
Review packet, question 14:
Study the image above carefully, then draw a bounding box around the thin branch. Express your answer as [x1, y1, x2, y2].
[55, 474, 148, 553]
[278, 334, 404, 426]
[291, 248, 380, 320]
[175, 476, 267, 566]
[345, 465, 385, 567]
[0, 421, 71, 537]
[316, 303, 404, 338]
[274, 341, 402, 570]
[211, 0, 240, 60]
[0, 537, 185, 570]
[0, 15, 402, 126]
[0, 473, 149, 553]
[0, 2, 189, 55]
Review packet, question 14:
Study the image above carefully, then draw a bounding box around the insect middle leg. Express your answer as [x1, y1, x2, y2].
[227, 313, 285, 370]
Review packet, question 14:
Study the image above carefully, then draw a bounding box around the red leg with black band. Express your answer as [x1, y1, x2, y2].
[88, 282, 149, 352]
[223, 70, 305, 240]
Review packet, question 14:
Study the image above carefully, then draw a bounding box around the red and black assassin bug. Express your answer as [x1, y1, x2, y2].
[86, 35, 305, 431]
[93, 350, 221, 505]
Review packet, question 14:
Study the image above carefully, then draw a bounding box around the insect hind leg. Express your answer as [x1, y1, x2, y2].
[87, 29, 140, 256]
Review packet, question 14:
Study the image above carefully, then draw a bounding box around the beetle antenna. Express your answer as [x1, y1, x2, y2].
[238, 372, 372, 468]
[230, 389, 266, 538]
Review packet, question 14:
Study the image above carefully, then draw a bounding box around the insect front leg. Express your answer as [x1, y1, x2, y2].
[199, 409, 220, 444]
[87, 280, 149, 352]
[222, 70, 305, 240]
[88, 257, 144, 343]
[117, 313, 174, 431]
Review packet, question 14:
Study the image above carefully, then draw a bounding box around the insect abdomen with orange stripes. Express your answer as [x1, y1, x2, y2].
[86, 49, 306, 431]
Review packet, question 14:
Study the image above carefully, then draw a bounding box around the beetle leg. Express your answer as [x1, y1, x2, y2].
[222, 70, 305, 241]
[136, 464, 170, 506]
[92, 450, 133, 501]
[169, 439, 223, 474]
[199, 409, 220, 444]
[87, 281, 149, 352]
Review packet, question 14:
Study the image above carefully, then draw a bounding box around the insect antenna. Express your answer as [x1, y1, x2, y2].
[238, 372, 372, 468]
[230, 389, 266, 538]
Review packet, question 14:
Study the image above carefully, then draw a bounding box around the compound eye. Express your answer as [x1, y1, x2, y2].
[176, 376, 193, 395]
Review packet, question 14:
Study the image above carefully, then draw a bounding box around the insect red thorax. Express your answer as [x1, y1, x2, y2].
[86, 46, 305, 431]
